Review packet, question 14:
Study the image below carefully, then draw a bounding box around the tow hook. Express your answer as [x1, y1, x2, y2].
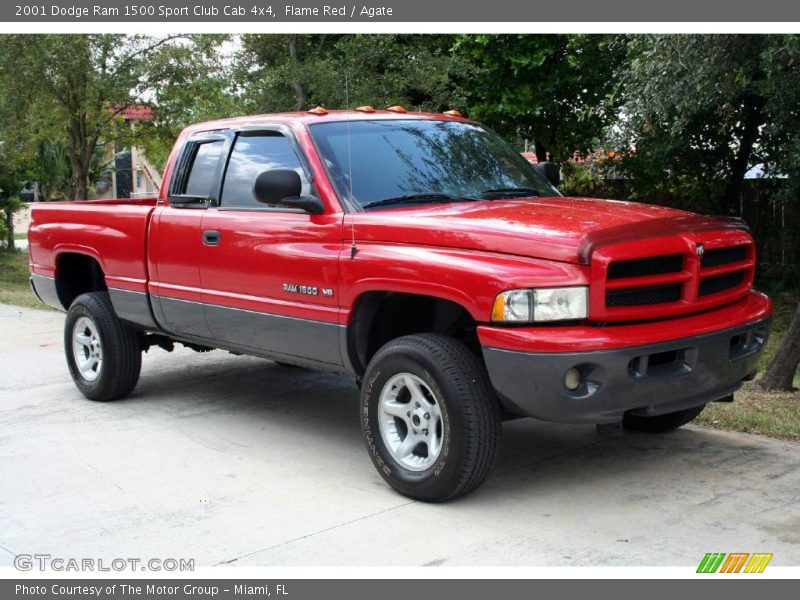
[596, 422, 624, 438]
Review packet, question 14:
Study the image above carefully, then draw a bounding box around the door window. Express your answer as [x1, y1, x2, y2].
[220, 133, 308, 208]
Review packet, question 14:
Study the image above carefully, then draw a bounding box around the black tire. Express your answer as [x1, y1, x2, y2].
[64, 292, 142, 401]
[361, 333, 501, 502]
[623, 404, 705, 433]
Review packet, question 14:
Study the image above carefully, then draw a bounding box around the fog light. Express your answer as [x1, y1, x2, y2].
[565, 367, 582, 391]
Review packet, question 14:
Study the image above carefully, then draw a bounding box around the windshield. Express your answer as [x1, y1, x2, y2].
[309, 119, 560, 209]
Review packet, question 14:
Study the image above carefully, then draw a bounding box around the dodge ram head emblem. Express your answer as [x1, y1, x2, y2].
[696, 244, 705, 257]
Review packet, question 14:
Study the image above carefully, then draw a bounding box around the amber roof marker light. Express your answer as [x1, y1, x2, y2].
[307, 106, 328, 115]
[443, 110, 463, 117]
[386, 105, 407, 113]
[356, 105, 376, 113]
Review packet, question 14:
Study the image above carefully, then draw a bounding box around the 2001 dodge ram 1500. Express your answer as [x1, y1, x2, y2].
[29, 108, 772, 501]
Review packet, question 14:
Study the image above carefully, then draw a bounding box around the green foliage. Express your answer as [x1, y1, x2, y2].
[0, 126, 28, 248]
[35, 140, 71, 201]
[136, 34, 240, 171]
[559, 158, 621, 199]
[456, 35, 625, 162]
[236, 34, 470, 114]
[615, 35, 800, 216]
[0, 34, 228, 196]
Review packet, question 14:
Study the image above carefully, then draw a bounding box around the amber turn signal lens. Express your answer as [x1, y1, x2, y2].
[491, 295, 507, 322]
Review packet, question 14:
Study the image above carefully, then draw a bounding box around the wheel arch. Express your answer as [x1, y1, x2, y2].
[346, 290, 481, 375]
[54, 252, 108, 310]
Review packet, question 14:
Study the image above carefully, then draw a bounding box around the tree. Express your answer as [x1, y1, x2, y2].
[236, 34, 343, 112]
[617, 35, 800, 390]
[456, 35, 625, 162]
[754, 36, 800, 391]
[236, 35, 470, 114]
[34, 140, 71, 201]
[617, 35, 781, 214]
[759, 304, 800, 391]
[0, 155, 26, 250]
[0, 89, 30, 249]
[0, 34, 200, 200]
[135, 35, 239, 171]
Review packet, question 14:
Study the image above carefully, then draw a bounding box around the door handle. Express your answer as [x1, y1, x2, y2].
[202, 230, 221, 246]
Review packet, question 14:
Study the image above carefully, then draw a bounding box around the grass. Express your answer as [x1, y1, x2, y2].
[0, 249, 49, 309]
[0, 247, 797, 440]
[14, 232, 27, 240]
[697, 384, 800, 441]
[695, 292, 800, 442]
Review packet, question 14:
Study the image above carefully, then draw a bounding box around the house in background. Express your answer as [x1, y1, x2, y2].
[95, 105, 162, 200]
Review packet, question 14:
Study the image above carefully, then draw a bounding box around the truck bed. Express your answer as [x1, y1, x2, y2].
[28, 197, 158, 301]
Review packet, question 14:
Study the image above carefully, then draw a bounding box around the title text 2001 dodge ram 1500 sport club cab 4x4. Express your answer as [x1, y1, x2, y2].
[29, 108, 772, 501]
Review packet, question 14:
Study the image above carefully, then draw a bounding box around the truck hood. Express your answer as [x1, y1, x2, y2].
[348, 197, 747, 264]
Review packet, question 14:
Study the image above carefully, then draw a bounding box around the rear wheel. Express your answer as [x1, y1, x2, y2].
[623, 405, 705, 433]
[361, 334, 501, 502]
[65, 292, 142, 401]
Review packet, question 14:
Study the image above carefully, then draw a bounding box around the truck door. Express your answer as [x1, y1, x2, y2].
[198, 128, 343, 366]
[148, 134, 226, 339]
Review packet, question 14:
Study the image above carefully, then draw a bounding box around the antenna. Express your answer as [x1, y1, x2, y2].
[345, 74, 357, 259]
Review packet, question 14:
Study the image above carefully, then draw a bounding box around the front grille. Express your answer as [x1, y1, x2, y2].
[606, 283, 682, 307]
[699, 271, 746, 297]
[701, 245, 747, 269]
[607, 254, 684, 279]
[596, 238, 753, 319]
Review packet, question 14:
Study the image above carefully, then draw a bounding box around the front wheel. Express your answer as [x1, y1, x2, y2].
[360, 334, 501, 502]
[623, 404, 705, 433]
[65, 292, 142, 401]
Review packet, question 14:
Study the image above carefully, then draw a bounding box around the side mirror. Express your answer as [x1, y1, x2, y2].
[535, 162, 560, 188]
[253, 169, 324, 214]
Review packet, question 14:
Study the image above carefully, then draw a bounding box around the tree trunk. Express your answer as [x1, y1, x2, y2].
[757, 304, 800, 392]
[288, 35, 309, 111]
[70, 166, 89, 200]
[4, 208, 14, 251]
[720, 94, 764, 216]
[66, 116, 93, 200]
[534, 140, 548, 164]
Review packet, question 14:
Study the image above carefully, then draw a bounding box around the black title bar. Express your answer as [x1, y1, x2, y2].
[3, 0, 800, 22]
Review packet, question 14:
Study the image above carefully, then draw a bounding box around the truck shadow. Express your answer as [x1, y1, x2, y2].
[130, 349, 791, 504]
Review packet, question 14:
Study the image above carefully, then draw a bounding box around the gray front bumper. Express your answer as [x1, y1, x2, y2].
[482, 317, 771, 424]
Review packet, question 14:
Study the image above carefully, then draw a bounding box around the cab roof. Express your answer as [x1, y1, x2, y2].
[182, 109, 472, 136]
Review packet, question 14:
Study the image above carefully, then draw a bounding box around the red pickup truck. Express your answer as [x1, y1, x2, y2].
[29, 109, 772, 501]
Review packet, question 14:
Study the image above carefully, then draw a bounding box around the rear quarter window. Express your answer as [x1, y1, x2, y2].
[184, 141, 224, 197]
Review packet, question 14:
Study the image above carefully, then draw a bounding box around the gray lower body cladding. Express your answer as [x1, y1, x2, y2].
[30, 274, 61, 310]
[151, 295, 345, 368]
[482, 317, 771, 424]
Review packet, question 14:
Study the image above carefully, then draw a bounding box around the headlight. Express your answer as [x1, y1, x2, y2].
[491, 287, 588, 323]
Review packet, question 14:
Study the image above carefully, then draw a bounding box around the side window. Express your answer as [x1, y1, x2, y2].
[220, 133, 308, 208]
[184, 141, 224, 198]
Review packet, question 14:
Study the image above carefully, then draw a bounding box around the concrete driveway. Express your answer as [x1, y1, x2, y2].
[1, 303, 799, 567]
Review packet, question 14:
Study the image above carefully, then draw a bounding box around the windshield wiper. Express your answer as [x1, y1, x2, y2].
[362, 193, 478, 210]
[480, 187, 542, 199]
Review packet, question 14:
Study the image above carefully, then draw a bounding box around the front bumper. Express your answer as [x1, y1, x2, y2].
[481, 295, 771, 424]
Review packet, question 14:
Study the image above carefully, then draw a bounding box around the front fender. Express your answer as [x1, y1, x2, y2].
[340, 243, 588, 322]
